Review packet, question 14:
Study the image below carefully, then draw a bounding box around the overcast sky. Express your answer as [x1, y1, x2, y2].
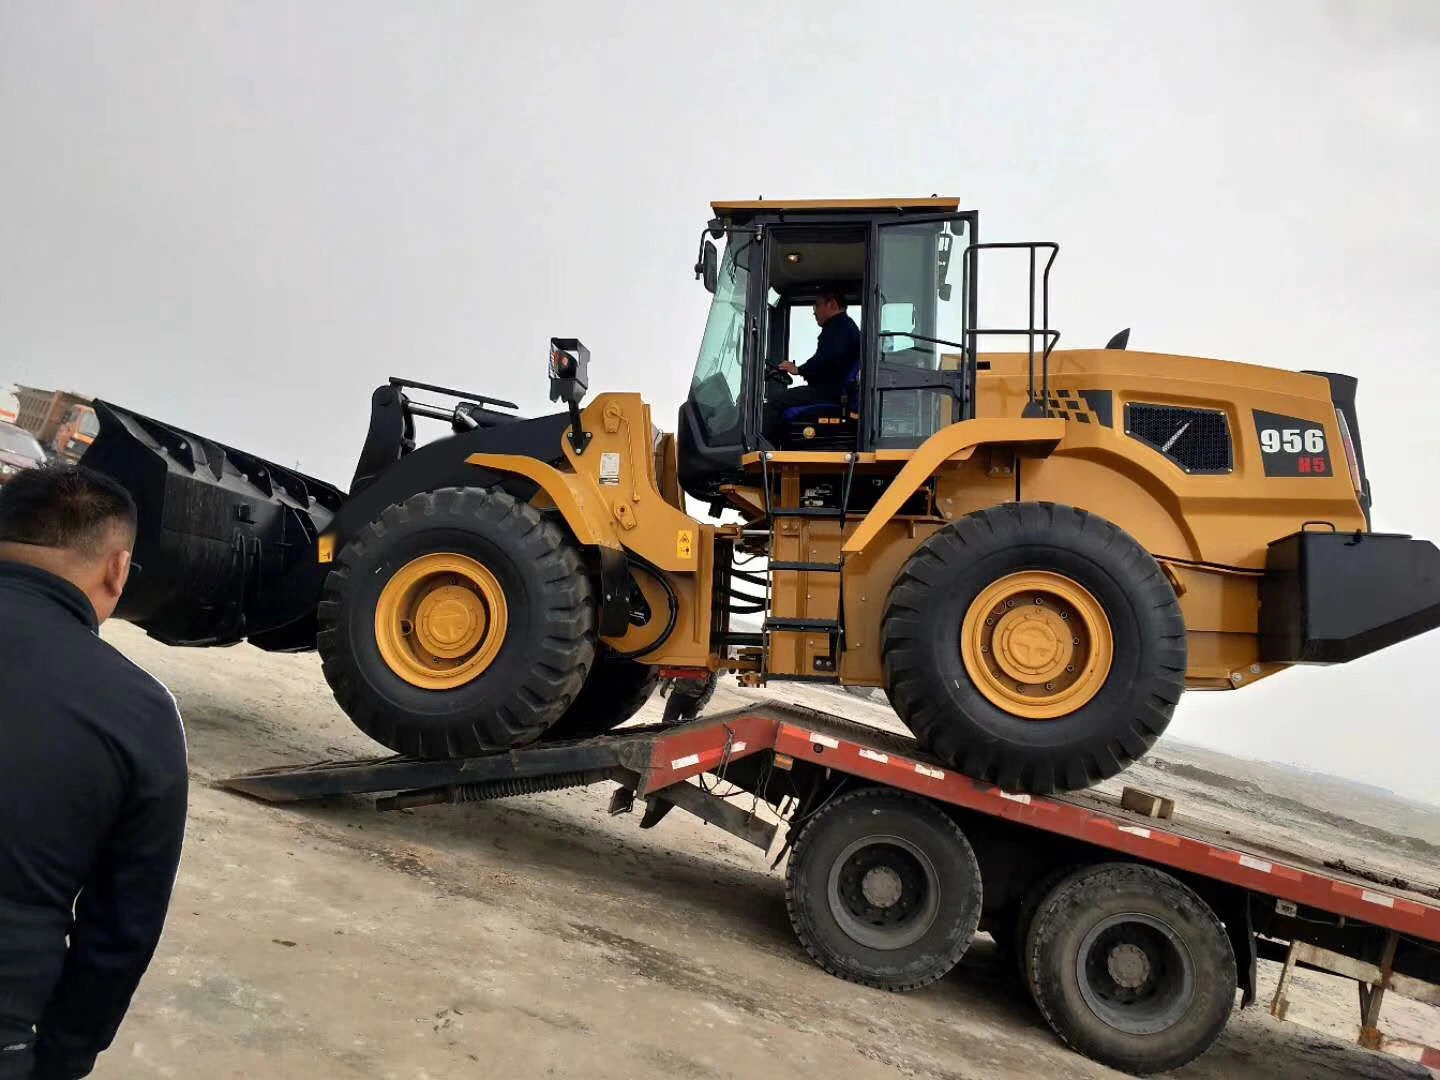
[2, 1, 1437, 801]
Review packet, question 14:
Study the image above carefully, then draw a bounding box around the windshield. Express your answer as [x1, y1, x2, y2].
[688, 235, 751, 444]
[78, 409, 100, 437]
[0, 425, 45, 460]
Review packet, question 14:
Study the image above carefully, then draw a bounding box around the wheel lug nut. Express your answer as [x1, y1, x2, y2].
[1006, 599, 1016, 608]
[1045, 682, 1054, 690]
[1066, 664, 1075, 673]
[1059, 612, 1068, 620]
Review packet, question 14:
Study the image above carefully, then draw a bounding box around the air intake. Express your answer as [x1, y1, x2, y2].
[1125, 404, 1232, 474]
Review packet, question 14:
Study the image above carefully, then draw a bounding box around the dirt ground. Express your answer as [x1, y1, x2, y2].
[90, 623, 1437, 1080]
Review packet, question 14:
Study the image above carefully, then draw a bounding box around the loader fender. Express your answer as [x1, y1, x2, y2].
[843, 418, 1066, 555]
[321, 412, 574, 559]
[462, 452, 620, 550]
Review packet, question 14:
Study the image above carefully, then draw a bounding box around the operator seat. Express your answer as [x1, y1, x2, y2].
[781, 353, 861, 449]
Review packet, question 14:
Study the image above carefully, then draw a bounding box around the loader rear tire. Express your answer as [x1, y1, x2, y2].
[881, 502, 1185, 794]
[317, 486, 595, 758]
[542, 650, 659, 741]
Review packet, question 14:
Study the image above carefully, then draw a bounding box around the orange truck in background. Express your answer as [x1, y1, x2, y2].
[51, 403, 99, 463]
[8, 386, 95, 462]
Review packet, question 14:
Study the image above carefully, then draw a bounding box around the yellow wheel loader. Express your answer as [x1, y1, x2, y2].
[81, 197, 1440, 793]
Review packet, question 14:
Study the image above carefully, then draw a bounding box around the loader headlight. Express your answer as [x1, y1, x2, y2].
[547, 337, 590, 405]
[0, 463, 14, 476]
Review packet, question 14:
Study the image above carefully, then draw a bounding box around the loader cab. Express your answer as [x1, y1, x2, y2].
[678, 199, 978, 501]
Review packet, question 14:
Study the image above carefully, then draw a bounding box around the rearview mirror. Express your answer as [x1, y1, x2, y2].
[696, 240, 718, 294]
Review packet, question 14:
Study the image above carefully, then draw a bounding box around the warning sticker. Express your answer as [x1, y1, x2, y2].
[599, 452, 621, 486]
[676, 529, 694, 559]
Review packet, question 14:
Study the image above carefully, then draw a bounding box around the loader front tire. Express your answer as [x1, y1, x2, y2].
[542, 649, 659, 741]
[881, 502, 1185, 794]
[317, 486, 595, 758]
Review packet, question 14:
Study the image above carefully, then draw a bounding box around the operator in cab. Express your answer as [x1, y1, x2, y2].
[762, 289, 862, 447]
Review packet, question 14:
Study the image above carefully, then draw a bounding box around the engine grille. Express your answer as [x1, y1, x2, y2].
[1125, 404, 1233, 474]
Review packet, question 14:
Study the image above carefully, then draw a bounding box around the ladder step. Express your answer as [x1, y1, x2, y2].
[767, 561, 844, 573]
[764, 617, 842, 633]
[769, 507, 846, 519]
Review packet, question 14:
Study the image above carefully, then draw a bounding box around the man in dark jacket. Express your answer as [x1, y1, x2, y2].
[762, 289, 863, 446]
[0, 466, 187, 1080]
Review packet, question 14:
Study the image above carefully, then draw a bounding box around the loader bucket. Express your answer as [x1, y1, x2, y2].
[80, 400, 346, 652]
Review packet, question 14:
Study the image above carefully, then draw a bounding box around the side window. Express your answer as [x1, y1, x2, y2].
[879, 301, 915, 353]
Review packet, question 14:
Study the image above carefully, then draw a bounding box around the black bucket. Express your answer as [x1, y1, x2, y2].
[80, 400, 346, 652]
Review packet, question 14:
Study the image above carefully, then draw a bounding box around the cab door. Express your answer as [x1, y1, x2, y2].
[865, 213, 977, 450]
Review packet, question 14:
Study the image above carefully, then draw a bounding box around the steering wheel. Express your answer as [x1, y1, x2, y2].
[764, 360, 793, 389]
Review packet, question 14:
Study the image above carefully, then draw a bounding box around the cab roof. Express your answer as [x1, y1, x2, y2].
[711, 196, 960, 218]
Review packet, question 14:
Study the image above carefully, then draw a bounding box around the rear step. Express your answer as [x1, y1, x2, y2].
[766, 560, 844, 572]
[81, 400, 346, 652]
[764, 617, 842, 633]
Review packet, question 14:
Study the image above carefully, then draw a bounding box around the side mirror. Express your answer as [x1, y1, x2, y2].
[696, 240, 718, 294]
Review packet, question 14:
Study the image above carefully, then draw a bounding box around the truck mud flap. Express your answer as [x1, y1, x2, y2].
[1260, 529, 1440, 663]
[80, 400, 346, 651]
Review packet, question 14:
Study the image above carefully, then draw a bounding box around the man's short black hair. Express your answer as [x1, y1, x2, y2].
[819, 289, 848, 309]
[0, 465, 137, 556]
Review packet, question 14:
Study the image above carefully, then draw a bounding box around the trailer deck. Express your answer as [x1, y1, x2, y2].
[223, 702, 1440, 1075]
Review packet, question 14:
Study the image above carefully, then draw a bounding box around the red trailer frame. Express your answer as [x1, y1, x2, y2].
[227, 701, 1440, 1076]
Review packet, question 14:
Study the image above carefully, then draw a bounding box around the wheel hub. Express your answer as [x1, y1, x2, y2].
[1106, 942, 1151, 990]
[374, 553, 509, 689]
[1076, 913, 1197, 1036]
[827, 836, 941, 951]
[992, 606, 1073, 682]
[861, 865, 905, 908]
[413, 585, 488, 658]
[960, 571, 1114, 720]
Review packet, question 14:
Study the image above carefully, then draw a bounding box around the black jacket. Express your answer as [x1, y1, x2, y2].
[797, 311, 862, 389]
[0, 562, 187, 1080]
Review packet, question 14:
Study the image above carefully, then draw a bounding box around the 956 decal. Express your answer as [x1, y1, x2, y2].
[1253, 410, 1330, 477]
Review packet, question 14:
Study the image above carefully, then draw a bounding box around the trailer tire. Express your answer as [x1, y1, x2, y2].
[785, 787, 982, 992]
[543, 650, 659, 741]
[881, 502, 1185, 794]
[317, 486, 594, 758]
[991, 862, 1081, 988]
[1025, 863, 1236, 1075]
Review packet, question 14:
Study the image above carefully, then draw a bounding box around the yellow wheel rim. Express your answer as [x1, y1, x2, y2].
[374, 553, 509, 690]
[961, 571, 1113, 720]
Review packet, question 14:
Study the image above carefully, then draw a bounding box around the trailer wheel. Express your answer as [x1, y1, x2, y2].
[881, 502, 1185, 793]
[1025, 863, 1236, 1075]
[543, 650, 659, 741]
[785, 787, 982, 992]
[317, 486, 594, 758]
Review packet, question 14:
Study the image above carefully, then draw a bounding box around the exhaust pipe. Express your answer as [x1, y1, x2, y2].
[81, 401, 346, 652]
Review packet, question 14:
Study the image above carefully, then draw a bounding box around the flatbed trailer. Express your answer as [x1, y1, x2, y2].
[223, 702, 1440, 1076]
